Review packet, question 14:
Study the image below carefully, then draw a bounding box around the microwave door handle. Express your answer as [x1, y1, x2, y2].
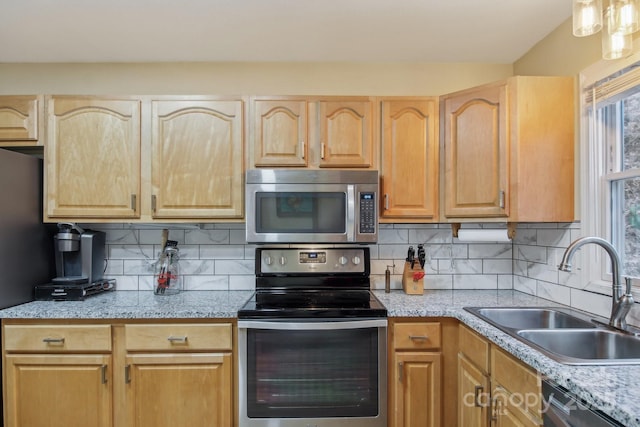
[347, 185, 355, 242]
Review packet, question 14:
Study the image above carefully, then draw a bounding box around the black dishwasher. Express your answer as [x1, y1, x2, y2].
[543, 380, 623, 427]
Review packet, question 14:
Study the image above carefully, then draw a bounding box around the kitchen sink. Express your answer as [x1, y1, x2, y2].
[464, 306, 640, 365]
[517, 329, 640, 364]
[466, 307, 596, 330]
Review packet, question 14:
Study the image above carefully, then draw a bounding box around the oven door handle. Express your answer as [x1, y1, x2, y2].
[238, 319, 388, 330]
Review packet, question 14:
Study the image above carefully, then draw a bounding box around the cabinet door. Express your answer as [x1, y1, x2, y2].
[0, 95, 40, 144]
[5, 354, 112, 427]
[491, 386, 541, 427]
[125, 352, 232, 427]
[253, 99, 308, 167]
[318, 100, 374, 168]
[151, 100, 244, 218]
[391, 352, 442, 427]
[381, 99, 438, 220]
[45, 97, 141, 218]
[443, 84, 508, 217]
[458, 354, 490, 427]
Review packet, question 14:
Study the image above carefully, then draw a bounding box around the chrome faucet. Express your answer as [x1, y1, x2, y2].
[558, 236, 634, 330]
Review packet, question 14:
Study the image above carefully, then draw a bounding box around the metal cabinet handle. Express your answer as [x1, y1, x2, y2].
[321, 143, 326, 159]
[409, 335, 428, 341]
[499, 190, 505, 209]
[125, 365, 131, 384]
[384, 194, 389, 210]
[167, 335, 188, 343]
[131, 194, 137, 211]
[101, 365, 108, 384]
[474, 385, 484, 407]
[151, 195, 157, 213]
[42, 337, 65, 344]
[300, 141, 305, 159]
[491, 396, 500, 421]
[398, 361, 404, 383]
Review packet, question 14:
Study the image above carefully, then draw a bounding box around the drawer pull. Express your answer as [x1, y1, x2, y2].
[42, 337, 65, 345]
[409, 335, 428, 341]
[167, 335, 188, 343]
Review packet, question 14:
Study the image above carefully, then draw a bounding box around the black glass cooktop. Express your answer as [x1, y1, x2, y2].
[238, 289, 387, 319]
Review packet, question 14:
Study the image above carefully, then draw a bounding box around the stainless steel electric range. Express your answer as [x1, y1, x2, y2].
[237, 246, 387, 427]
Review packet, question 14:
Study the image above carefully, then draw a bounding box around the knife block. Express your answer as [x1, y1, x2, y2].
[402, 261, 424, 295]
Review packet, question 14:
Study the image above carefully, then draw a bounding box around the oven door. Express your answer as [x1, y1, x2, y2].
[238, 319, 387, 427]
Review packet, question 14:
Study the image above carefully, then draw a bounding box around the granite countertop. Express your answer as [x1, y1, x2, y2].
[0, 289, 637, 426]
[0, 290, 253, 319]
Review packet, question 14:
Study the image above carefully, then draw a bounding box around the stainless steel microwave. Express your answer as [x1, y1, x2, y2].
[245, 169, 378, 244]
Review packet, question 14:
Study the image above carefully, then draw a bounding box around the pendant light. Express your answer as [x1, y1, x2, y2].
[573, 0, 639, 60]
[574, 0, 604, 36]
[608, 0, 640, 34]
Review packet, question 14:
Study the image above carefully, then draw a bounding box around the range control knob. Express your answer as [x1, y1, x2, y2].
[338, 256, 348, 265]
[264, 255, 273, 266]
[352, 256, 361, 265]
[279, 256, 287, 265]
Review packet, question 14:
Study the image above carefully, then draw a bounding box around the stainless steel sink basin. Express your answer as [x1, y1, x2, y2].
[465, 307, 596, 330]
[464, 306, 640, 365]
[517, 329, 640, 364]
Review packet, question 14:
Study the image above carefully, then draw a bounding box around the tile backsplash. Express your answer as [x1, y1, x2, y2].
[84, 221, 640, 325]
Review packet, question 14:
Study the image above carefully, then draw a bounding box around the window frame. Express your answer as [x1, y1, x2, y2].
[580, 50, 640, 297]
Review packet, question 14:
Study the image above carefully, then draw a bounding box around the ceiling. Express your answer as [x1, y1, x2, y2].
[0, 0, 572, 64]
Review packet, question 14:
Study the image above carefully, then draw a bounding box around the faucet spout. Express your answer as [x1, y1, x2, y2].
[558, 236, 634, 330]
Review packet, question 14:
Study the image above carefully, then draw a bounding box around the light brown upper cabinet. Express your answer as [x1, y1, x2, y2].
[150, 99, 244, 219]
[380, 98, 439, 222]
[252, 98, 308, 167]
[441, 76, 575, 222]
[251, 96, 376, 169]
[45, 96, 142, 219]
[0, 95, 43, 146]
[45, 96, 245, 222]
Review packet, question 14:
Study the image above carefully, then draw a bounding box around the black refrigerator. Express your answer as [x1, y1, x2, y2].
[0, 148, 54, 426]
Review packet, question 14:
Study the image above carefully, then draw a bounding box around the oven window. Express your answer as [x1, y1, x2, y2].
[255, 192, 346, 234]
[246, 327, 379, 418]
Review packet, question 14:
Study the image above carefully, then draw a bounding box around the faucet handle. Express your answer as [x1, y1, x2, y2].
[624, 277, 635, 297]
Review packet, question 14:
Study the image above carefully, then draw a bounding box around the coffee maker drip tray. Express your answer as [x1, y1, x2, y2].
[35, 279, 116, 301]
[51, 276, 88, 285]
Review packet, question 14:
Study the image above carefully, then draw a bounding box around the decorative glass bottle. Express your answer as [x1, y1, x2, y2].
[154, 246, 182, 295]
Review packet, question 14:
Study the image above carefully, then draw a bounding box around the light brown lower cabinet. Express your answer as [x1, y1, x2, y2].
[389, 318, 459, 427]
[2, 321, 234, 427]
[390, 320, 442, 427]
[458, 324, 542, 427]
[5, 353, 112, 427]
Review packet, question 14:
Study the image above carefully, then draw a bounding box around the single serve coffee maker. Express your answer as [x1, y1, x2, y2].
[52, 223, 105, 285]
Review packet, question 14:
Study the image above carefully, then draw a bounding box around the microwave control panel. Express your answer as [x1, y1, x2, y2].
[359, 192, 376, 234]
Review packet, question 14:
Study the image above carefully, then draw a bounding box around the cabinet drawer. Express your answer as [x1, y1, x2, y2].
[4, 324, 112, 352]
[459, 324, 489, 372]
[124, 323, 232, 351]
[393, 322, 441, 350]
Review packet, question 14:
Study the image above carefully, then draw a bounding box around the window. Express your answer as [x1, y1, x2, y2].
[582, 56, 640, 290]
